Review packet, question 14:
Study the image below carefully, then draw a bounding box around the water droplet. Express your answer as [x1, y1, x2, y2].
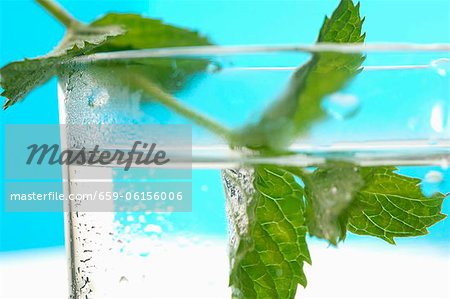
[322, 93, 360, 120]
[430, 102, 448, 133]
[425, 170, 444, 184]
[87, 89, 109, 107]
[431, 58, 450, 76]
[201, 184, 209, 192]
[126, 215, 135, 222]
[138, 215, 146, 223]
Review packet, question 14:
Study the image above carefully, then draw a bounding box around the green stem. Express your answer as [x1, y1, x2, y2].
[36, 0, 81, 27]
[37, 0, 233, 143]
[128, 73, 234, 142]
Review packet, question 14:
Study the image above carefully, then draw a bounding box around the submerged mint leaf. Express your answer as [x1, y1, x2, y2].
[302, 164, 365, 245]
[347, 167, 447, 244]
[233, 0, 365, 150]
[294, 163, 446, 246]
[223, 166, 310, 299]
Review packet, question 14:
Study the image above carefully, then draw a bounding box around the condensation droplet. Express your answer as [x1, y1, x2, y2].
[431, 58, 450, 76]
[201, 184, 209, 192]
[425, 170, 444, 184]
[87, 89, 109, 107]
[322, 93, 360, 120]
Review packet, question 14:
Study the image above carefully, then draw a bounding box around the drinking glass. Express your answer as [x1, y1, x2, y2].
[57, 45, 450, 298]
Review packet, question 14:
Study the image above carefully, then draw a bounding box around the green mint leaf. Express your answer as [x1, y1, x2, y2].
[1, 23, 123, 109]
[234, 0, 365, 150]
[294, 164, 446, 246]
[90, 13, 211, 52]
[347, 167, 447, 244]
[301, 164, 365, 245]
[223, 1, 367, 297]
[87, 14, 212, 94]
[223, 166, 310, 299]
[1, 11, 212, 109]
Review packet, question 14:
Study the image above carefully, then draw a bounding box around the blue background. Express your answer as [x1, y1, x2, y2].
[1, 0, 450, 252]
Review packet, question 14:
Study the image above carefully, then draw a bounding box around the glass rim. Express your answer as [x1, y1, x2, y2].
[72, 43, 450, 63]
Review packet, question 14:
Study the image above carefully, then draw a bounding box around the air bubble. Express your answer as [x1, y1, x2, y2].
[431, 58, 450, 76]
[425, 170, 444, 184]
[430, 102, 448, 133]
[322, 93, 360, 120]
[422, 170, 445, 197]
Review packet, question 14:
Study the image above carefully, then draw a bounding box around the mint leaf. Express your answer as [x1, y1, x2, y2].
[223, 166, 310, 299]
[347, 167, 447, 244]
[1, 23, 123, 109]
[223, 1, 367, 297]
[87, 14, 212, 93]
[301, 164, 365, 245]
[90, 13, 211, 52]
[295, 164, 446, 246]
[1, 11, 211, 109]
[233, 0, 365, 150]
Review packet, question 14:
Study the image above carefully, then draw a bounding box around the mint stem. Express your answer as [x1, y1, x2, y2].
[36, 0, 233, 142]
[127, 73, 233, 142]
[36, 0, 81, 28]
